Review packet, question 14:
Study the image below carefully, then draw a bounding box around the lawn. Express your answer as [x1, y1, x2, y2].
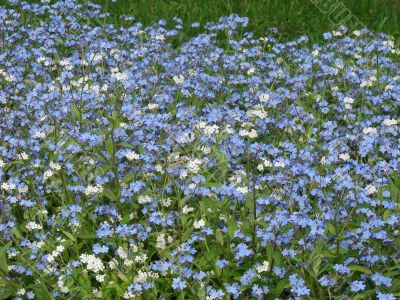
[93, 0, 400, 41]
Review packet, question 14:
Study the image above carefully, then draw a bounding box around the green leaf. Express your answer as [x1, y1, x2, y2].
[227, 219, 236, 238]
[0, 283, 15, 300]
[383, 209, 392, 221]
[215, 229, 224, 246]
[214, 146, 228, 176]
[117, 272, 130, 283]
[103, 189, 118, 201]
[326, 223, 336, 235]
[70, 104, 81, 121]
[105, 137, 114, 157]
[197, 285, 206, 300]
[61, 230, 76, 242]
[0, 242, 11, 273]
[348, 265, 372, 275]
[353, 289, 375, 300]
[121, 174, 136, 184]
[274, 278, 290, 297]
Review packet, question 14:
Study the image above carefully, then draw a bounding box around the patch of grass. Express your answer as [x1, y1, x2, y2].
[93, 0, 400, 41]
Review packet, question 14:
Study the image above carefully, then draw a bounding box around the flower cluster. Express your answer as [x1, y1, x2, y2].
[1, 0, 400, 299]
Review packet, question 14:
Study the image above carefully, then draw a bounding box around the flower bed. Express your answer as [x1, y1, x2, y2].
[1, 1, 400, 299]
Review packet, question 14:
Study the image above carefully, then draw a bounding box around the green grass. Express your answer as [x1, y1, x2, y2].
[92, 0, 400, 41]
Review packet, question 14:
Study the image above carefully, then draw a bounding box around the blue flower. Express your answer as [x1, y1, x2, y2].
[172, 277, 187, 290]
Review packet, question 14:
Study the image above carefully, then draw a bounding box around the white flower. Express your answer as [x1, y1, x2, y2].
[173, 75, 185, 84]
[365, 184, 377, 195]
[19, 152, 29, 160]
[179, 170, 188, 180]
[50, 162, 61, 170]
[363, 127, 377, 135]
[256, 261, 270, 273]
[247, 68, 255, 75]
[238, 129, 258, 138]
[17, 288, 25, 296]
[193, 219, 205, 229]
[382, 119, 398, 126]
[247, 105, 268, 118]
[58, 278, 69, 293]
[112, 71, 128, 82]
[80, 254, 104, 273]
[156, 233, 166, 249]
[182, 205, 194, 214]
[274, 160, 286, 168]
[259, 93, 270, 102]
[147, 103, 159, 110]
[126, 150, 140, 161]
[93, 288, 102, 298]
[161, 197, 171, 207]
[0, 159, 4, 168]
[95, 274, 106, 282]
[84, 185, 103, 196]
[385, 84, 394, 91]
[26, 222, 42, 231]
[134, 254, 147, 263]
[203, 125, 219, 135]
[339, 153, 350, 161]
[43, 169, 54, 180]
[360, 80, 373, 88]
[33, 130, 46, 139]
[1, 182, 16, 191]
[155, 164, 164, 174]
[263, 159, 272, 168]
[187, 159, 202, 174]
[344, 97, 354, 104]
[201, 146, 211, 155]
[237, 186, 248, 194]
[257, 164, 264, 172]
[138, 195, 152, 204]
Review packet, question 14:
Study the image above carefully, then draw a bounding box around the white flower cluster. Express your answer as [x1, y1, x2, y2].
[193, 219, 205, 229]
[58, 277, 69, 293]
[26, 222, 42, 231]
[343, 97, 354, 109]
[111, 68, 128, 82]
[257, 158, 273, 171]
[256, 261, 270, 273]
[382, 119, 398, 126]
[47, 245, 65, 263]
[339, 153, 350, 161]
[18, 152, 29, 160]
[84, 184, 103, 196]
[187, 158, 203, 174]
[138, 195, 152, 204]
[156, 233, 167, 250]
[363, 127, 378, 135]
[173, 74, 185, 84]
[126, 150, 140, 161]
[246, 105, 268, 118]
[43, 170, 54, 181]
[365, 184, 377, 195]
[1, 182, 16, 191]
[161, 197, 172, 207]
[182, 205, 194, 214]
[238, 128, 258, 138]
[80, 254, 105, 273]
